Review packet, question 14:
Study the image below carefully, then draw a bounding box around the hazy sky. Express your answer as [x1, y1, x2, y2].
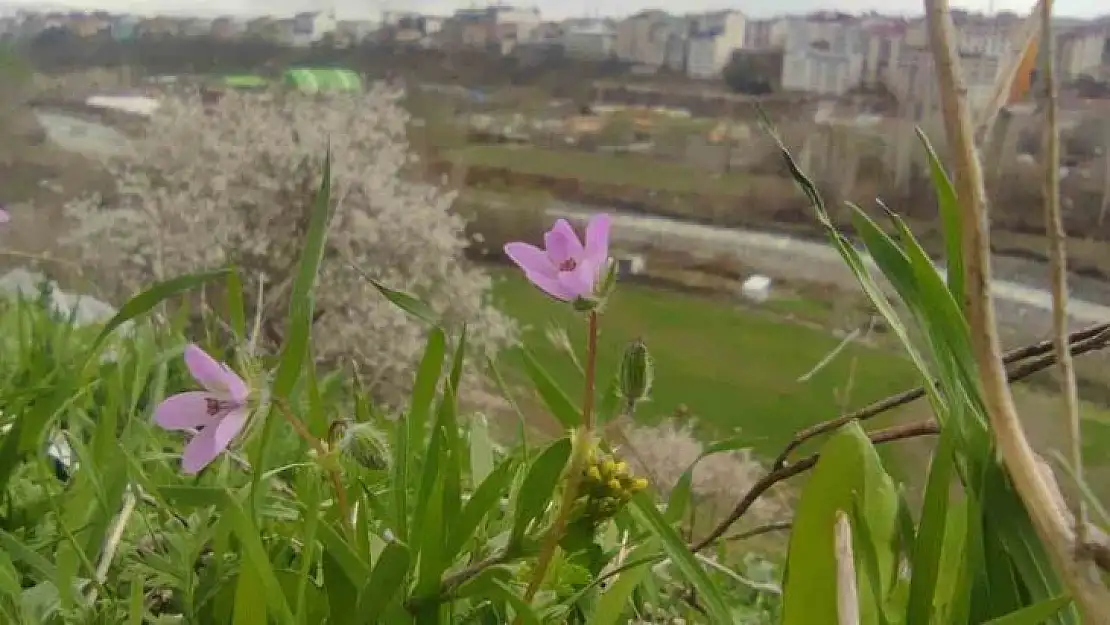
[5, 0, 1105, 21]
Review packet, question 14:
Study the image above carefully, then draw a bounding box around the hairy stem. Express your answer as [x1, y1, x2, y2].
[517, 310, 600, 618]
[275, 400, 353, 535]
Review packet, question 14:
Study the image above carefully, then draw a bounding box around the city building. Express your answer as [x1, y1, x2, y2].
[685, 10, 746, 78]
[562, 19, 616, 60]
[292, 10, 337, 47]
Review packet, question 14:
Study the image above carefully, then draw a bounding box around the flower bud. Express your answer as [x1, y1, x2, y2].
[629, 477, 649, 493]
[607, 479, 622, 493]
[339, 423, 391, 471]
[618, 339, 653, 413]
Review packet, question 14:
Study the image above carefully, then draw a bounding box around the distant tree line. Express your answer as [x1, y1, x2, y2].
[18, 30, 633, 99]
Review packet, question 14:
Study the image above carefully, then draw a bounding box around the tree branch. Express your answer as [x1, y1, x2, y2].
[691, 420, 940, 553]
[772, 323, 1110, 471]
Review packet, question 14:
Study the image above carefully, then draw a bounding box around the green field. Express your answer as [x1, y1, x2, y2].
[448, 144, 753, 195]
[492, 270, 1110, 485]
[492, 270, 918, 459]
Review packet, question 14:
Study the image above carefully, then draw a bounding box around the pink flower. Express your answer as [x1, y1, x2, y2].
[504, 214, 611, 302]
[154, 345, 250, 474]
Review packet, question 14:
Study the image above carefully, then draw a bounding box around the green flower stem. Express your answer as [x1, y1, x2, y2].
[275, 400, 353, 535]
[518, 310, 600, 617]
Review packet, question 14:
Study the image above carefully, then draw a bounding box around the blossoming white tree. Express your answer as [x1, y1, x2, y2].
[64, 86, 515, 401]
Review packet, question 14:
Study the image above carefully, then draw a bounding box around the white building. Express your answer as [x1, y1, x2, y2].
[780, 47, 864, 94]
[1059, 23, 1110, 79]
[562, 20, 616, 60]
[615, 10, 683, 67]
[292, 11, 337, 47]
[684, 10, 746, 78]
[893, 46, 999, 121]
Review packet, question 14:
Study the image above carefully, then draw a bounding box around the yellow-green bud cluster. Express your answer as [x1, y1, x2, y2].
[575, 447, 648, 523]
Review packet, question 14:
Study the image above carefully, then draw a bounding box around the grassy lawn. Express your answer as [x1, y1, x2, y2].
[448, 144, 752, 196]
[491, 270, 918, 461]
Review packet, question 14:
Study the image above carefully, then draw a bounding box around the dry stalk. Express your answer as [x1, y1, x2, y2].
[922, 0, 1110, 620]
[834, 512, 860, 625]
[1037, 0, 1088, 557]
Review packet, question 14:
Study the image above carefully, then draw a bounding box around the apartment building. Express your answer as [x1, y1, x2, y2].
[1058, 23, 1110, 79]
[685, 10, 746, 78]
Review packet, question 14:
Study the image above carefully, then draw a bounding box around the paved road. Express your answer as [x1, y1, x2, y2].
[548, 205, 1110, 326]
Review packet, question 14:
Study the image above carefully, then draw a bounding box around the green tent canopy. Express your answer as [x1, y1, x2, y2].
[282, 68, 363, 94]
[221, 74, 270, 90]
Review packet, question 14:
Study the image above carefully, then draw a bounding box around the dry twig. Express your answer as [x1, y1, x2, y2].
[772, 324, 1110, 471]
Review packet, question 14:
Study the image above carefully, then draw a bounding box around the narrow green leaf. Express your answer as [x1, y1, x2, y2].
[88, 268, 232, 353]
[223, 495, 297, 625]
[588, 541, 659, 625]
[447, 457, 516, 560]
[915, 128, 964, 303]
[906, 429, 956, 625]
[511, 437, 572, 544]
[232, 565, 268, 625]
[981, 595, 1073, 625]
[363, 276, 439, 325]
[398, 327, 447, 542]
[357, 541, 411, 625]
[629, 496, 733, 624]
[322, 551, 360, 625]
[491, 580, 541, 625]
[252, 150, 333, 518]
[520, 348, 581, 428]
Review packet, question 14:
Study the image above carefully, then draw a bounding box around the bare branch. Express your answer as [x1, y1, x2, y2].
[691, 420, 940, 553]
[772, 324, 1110, 471]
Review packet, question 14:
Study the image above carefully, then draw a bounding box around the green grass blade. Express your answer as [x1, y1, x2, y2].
[520, 347, 582, 428]
[357, 541, 411, 624]
[905, 429, 956, 625]
[511, 437, 572, 545]
[587, 540, 659, 625]
[915, 128, 964, 303]
[87, 268, 232, 355]
[981, 596, 1073, 625]
[222, 493, 296, 625]
[628, 496, 733, 624]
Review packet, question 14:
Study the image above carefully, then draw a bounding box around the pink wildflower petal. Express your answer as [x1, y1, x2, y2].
[504, 242, 556, 278]
[180, 407, 248, 474]
[544, 219, 584, 264]
[525, 270, 578, 301]
[183, 344, 248, 401]
[153, 391, 218, 431]
[557, 260, 599, 300]
[584, 214, 611, 265]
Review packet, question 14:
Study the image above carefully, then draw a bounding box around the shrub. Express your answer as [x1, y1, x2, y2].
[62, 86, 516, 402]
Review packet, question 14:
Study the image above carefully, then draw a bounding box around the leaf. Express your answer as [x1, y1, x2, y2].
[357, 541, 411, 625]
[511, 437, 572, 544]
[447, 456, 516, 561]
[588, 541, 659, 625]
[88, 268, 232, 354]
[628, 496, 733, 624]
[906, 429, 956, 625]
[520, 348, 582, 428]
[981, 596, 1073, 625]
[251, 149, 333, 517]
[222, 494, 297, 625]
[915, 127, 964, 303]
[322, 551, 360, 625]
[232, 565, 268, 625]
[491, 580, 541, 625]
[780, 422, 900, 625]
[362, 275, 439, 325]
[396, 327, 446, 542]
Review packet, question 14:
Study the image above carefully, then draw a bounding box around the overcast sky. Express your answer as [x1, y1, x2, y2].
[4, 0, 1105, 21]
